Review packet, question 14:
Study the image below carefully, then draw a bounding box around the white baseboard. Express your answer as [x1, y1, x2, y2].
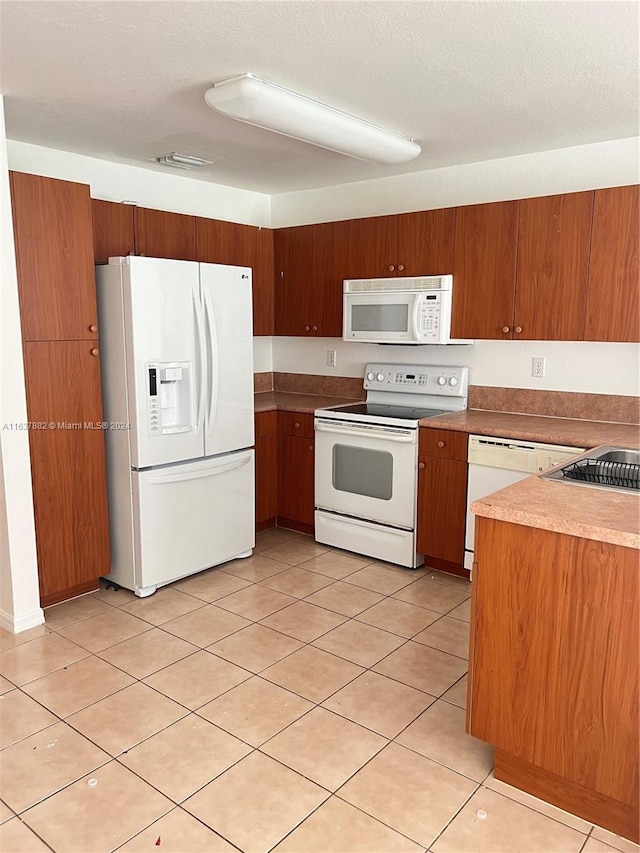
[0, 606, 45, 634]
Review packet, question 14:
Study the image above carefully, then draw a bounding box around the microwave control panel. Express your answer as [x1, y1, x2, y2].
[419, 292, 442, 342]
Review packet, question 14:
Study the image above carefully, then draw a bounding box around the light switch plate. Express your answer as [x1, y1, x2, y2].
[326, 350, 337, 368]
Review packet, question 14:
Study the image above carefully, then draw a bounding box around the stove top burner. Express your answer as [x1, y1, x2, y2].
[323, 403, 446, 421]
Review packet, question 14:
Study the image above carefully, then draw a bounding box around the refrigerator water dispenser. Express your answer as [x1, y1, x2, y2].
[147, 362, 192, 434]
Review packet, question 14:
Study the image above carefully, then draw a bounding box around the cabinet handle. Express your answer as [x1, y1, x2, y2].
[308, 444, 314, 451]
[312, 325, 318, 332]
[418, 461, 425, 469]
[90, 348, 99, 356]
[294, 422, 300, 429]
[437, 440, 445, 448]
[502, 326, 510, 334]
[514, 326, 523, 334]
[388, 264, 395, 272]
[304, 325, 310, 332]
[279, 271, 284, 278]
[398, 264, 405, 272]
[89, 324, 98, 332]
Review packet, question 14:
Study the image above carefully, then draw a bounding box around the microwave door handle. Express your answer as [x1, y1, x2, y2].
[411, 294, 422, 341]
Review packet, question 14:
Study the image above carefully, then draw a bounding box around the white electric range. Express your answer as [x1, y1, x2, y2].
[314, 363, 469, 568]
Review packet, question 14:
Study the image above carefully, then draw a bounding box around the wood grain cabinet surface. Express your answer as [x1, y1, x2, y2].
[515, 191, 594, 340]
[585, 184, 640, 342]
[417, 429, 468, 569]
[274, 222, 347, 337]
[10, 172, 99, 342]
[134, 207, 197, 261]
[468, 517, 639, 842]
[23, 341, 110, 605]
[277, 412, 315, 533]
[254, 412, 278, 530]
[91, 199, 135, 263]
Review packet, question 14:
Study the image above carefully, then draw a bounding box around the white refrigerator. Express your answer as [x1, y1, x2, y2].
[96, 256, 255, 597]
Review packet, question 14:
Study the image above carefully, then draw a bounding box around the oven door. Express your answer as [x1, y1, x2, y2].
[343, 292, 422, 343]
[314, 418, 418, 528]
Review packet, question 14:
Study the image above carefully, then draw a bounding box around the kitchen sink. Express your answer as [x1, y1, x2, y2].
[542, 446, 640, 493]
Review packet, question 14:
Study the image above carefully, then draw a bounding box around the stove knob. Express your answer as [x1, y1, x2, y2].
[437, 375, 447, 386]
[449, 376, 459, 387]
[366, 371, 375, 382]
[376, 373, 385, 382]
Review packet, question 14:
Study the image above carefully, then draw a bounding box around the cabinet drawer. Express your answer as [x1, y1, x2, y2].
[419, 428, 468, 461]
[278, 411, 314, 438]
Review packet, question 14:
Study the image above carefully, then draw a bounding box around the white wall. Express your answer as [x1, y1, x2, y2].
[8, 141, 271, 227]
[0, 100, 44, 632]
[273, 337, 640, 397]
[271, 137, 640, 226]
[253, 337, 273, 373]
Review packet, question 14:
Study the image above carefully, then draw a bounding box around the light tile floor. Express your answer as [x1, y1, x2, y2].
[0, 528, 637, 853]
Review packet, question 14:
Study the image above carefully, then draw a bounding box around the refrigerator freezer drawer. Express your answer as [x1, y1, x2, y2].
[129, 450, 255, 594]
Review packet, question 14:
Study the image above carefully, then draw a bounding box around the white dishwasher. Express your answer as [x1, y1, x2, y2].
[464, 435, 585, 571]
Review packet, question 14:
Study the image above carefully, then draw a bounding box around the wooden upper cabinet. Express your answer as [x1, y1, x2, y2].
[515, 191, 594, 341]
[195, 216, 236, 265]
[396, 208, 455, 276]
[451, 201, 519, 340]
[134, 207, 197, 260]
[315, 220, 349, 336]
[274, 225, 318, 335]
[91, 199, 135, 264]
[236, 225, 275, 336]
[23, 340, 110, 604]
[10, 172, 99, 342]
[347, 215, 397, 278]
[585, 185, 640, 343]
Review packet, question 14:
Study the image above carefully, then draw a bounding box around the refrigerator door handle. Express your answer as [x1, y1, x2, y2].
[203, 286, 219, 432]
[193, 289, 207, 433]
[145, 454, 252, 485]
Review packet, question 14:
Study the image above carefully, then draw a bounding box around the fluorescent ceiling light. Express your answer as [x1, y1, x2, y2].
[204, 73, 421, 165]
[156, 152, 213, 169]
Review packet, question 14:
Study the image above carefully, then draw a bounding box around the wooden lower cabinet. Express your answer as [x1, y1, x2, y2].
[416, 428, 468, 574]
[254, 412, 277, 530]
[277, 412, 315, 534]
[468, 517, 639, 842]
[23, 341, 111, 605]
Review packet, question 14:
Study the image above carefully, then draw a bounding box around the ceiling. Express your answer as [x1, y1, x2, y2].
[0, 1, 637, 194]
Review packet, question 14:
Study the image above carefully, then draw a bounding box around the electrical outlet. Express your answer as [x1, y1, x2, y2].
[532, 357, 546, 378]
[326, 349, 337, 368]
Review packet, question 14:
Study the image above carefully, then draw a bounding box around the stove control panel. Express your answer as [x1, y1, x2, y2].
[364, 363, 469, 397]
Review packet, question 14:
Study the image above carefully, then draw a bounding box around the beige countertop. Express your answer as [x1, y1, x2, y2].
[471, 462, 640, 549]
[421, 409, 640, 449]
[254, 391, 362, 414]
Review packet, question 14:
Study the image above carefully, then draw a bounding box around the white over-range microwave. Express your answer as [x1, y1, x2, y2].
[343, 275, 469, 345]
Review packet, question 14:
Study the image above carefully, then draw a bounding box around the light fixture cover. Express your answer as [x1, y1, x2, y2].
[156, 152, 213, 170]
[204, 73, 421, 165]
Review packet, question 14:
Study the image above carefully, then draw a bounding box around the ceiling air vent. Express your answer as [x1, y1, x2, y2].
[155, 152, 213, 170]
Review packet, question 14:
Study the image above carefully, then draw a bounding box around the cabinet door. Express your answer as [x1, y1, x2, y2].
[347, 215, 397, 279]
[316, 220, 349, 337]
[195, 216, 236, 265]
[396, 208, 455, 276]
[274, 225, 318, 335]
[417, 455, 468, 565]
[23, 341, 110, 605]
[91, 199, 135, 264]
[236, 225, 275, 336]
[255, 412, 277, 528]
[134, 207, 197, 260]
[278, 433, 315, 528]
[585, 185, 640, 342]
[515, 192, 593, 340]
[452, 201, 518, 340]
[10, 172, 98, 342]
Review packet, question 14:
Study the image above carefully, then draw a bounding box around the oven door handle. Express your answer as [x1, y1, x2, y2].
[314, 422, 415, 443]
